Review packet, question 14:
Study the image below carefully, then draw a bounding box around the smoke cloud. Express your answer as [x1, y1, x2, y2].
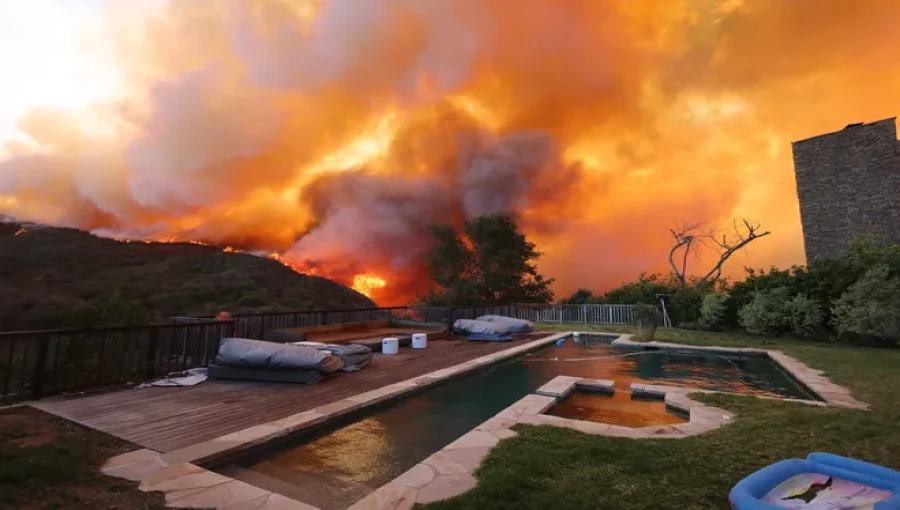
[2, 0, 900, 303]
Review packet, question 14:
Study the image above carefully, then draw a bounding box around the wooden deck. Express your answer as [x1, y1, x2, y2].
[30, 334, 550, 453]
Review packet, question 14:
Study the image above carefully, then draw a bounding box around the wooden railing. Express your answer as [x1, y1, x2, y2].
[2, 302, 663, 400]
[0, 320, 235, 401]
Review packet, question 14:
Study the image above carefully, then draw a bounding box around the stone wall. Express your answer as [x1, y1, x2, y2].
[791, 117, 900, 262]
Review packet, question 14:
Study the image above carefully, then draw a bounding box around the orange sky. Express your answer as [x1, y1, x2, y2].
[1, 0, 900, 304]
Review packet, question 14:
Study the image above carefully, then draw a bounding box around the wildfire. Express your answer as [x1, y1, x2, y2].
[14, 228, 26, 236]
[267, 252, 307, 273]
[1, 0, 899, 303]
[352, 273, 387, 298]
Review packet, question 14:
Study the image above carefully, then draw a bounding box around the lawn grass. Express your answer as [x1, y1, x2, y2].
[0, 406, 166, 509]
[422, 325, 900, 510]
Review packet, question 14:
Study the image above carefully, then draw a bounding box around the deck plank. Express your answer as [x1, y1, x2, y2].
[30, 335, 550, 452]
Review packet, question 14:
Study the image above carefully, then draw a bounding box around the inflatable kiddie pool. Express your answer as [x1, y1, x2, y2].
[729, 453, 900, 509]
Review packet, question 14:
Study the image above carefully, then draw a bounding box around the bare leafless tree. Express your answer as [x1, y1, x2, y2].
[668, 219, 771, 287]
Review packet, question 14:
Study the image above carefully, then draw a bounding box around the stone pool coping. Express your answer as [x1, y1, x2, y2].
[99, 331, 869, 509]
[349, 377, 741, 509]
[611, 336, 868, 410]
[100, 331, 570, 510]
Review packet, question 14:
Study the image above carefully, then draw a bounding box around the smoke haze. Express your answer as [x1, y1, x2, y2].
[2, 0, 900, 303]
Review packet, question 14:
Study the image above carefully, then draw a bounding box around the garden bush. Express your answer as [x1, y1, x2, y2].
[725, 235, 900, 330]
[787, 294, 825, 338]
[698, 292, 728, 330]
[738, 287, 792, 336]
[832, 265, 900, 346]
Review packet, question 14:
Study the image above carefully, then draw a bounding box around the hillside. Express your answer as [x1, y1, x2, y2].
[0, 222, 376, 331]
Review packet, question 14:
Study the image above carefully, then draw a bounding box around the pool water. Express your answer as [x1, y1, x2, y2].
[548, 391, 688, 427]
[214, 335, 814, 510]
[523, 339, 813, 400]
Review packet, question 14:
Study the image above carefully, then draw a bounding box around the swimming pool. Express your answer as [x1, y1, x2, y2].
[211, 335, 814, 510]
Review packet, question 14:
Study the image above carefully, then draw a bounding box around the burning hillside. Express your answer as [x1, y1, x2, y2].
[100, 232, 386, 298]
[2, 1, 900, 303]
[0, 224, 376, 331]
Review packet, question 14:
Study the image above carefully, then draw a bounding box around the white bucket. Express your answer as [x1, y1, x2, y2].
[382, 337, 399, 355]
[411, 333, 427, 349]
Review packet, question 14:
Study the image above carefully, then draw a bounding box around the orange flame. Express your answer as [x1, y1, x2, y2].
[352, 273, 387, 298]
[2, 1, 900, 303]
[14, 228, 27, 236]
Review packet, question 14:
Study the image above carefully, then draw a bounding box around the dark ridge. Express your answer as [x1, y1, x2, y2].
[0, 224, 375, 331]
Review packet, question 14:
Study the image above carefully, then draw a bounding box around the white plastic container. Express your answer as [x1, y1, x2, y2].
[411, 333, 427, 349]
[382, 337, 399, 355]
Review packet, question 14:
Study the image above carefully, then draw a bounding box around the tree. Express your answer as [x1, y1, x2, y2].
[421, 214, 554, 306]
[668, 219, 771, 288]
[561, 288, 594, 304]
[832, 264, 900, 346]
[64, 289, 151, 328]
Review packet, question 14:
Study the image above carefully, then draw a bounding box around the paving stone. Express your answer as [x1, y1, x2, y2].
[576, 379, 615, 392]
[216, 424, 284, 446]
[522, 396, 557, 415]
[645, 426, 686, 438]
[442, 446, 492, 472]
[535, 376, 580, 398]
[491, 428, 518, 440]
[573, 421, 612, 435]
[137, 464, 206, 491]
[141, 468, 232, 493]
[166, 480, 270, 509]
[422, 451, 471, 475]
[346, 483, 417, 510]
[310, 399, 362, 417]
[515, 414, 550, 427]
[102, 455, 169, 482]
[256, 493, 322, 510]
[641, 384, 676, 396]
[603, 426, 650, 438]
[279, 412, 326, 431]
[393, 463, 436, 489]
[475, 416, 518, 432]
[346, 387, 400, 405]
[102, 449, 160, 470]
[219, 494, 272, 510]
[162, 440, 244, 466]
[416, 474, 477, 505]
[673, 422, 714, 435]
[445, 431, 499, 450]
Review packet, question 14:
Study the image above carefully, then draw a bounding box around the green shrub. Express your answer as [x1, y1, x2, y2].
[596, 273, 711, 325]
[738, 287, 792, 336]
[787, 294, 825, 338]
[64, 290, 151, 329]
[832, 265, 900, 346]
[236, 293, 269, 308]
[725, 235, 900, 330]
[698, 292, 728, 330]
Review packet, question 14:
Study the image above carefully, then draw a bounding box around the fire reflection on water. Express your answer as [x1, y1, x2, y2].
[224, 338, 810, 509]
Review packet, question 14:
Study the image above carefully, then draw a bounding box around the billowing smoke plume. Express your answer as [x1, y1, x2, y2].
[2, 0, 900, 303]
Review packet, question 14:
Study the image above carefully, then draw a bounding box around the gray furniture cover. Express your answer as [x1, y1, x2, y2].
[207, 364, 323, 384]
[452, 319, 514, 336]
[476, 315, 534, 333]
[319, 344, 373, 372]
[215, 337, 328, 370]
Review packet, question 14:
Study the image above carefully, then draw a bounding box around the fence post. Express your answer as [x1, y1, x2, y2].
[144, 328, 159, 379]
[31, 335, 50, 399]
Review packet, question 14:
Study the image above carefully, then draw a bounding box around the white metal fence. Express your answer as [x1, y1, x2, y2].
[515, 304, 672, 327]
